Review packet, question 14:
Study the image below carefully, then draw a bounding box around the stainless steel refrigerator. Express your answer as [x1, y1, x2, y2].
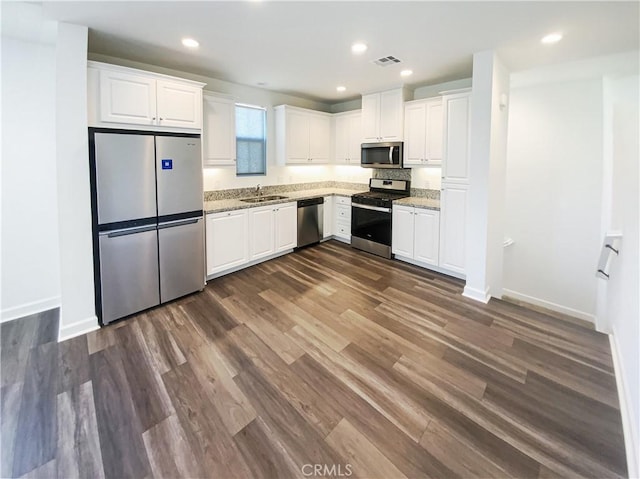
[89, 130, 205, 325]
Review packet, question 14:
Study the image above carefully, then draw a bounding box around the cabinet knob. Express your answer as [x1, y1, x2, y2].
[152, 117, 156, 121]
[160, 117, 164, 121]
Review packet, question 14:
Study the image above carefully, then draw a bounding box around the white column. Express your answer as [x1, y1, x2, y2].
[56, 22, 99, 340]
[462, 50, 510, 303]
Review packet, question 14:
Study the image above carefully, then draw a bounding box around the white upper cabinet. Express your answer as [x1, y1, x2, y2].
[333, 110, 362, 164]
[361, 88, 405, 142]
[275, 105, 331, 165]
[426, 100, 444, 162]
[90, 61, 204, 132]
[155, 80, 203, 129]
[404, 98, 444, 166]
[442, 90, 471, 183]
[99, 70, 157, 126]
[203, 95, 236, 166]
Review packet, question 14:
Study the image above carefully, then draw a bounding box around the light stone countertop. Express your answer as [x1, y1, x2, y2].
[204, 188, 365, 214]
[393, 197, 441, 211]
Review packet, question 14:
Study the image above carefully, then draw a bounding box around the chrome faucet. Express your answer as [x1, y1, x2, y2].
[255, 183, 262, 197]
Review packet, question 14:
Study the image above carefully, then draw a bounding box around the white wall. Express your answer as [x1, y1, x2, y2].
[1, 5, 62, 321]
[604, 74, 639, 478]
[56, 23, 98, 341]
[503, 76, 605, 320]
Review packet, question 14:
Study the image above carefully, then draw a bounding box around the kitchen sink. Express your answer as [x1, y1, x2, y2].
[240, 195, 289, 203]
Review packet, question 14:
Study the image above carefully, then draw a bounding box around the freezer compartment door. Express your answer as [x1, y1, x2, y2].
[98, 227, 160, 324]
[155, 136, 203, 217]
[158, 217, 205, 303]
[94, 133, 157, 225]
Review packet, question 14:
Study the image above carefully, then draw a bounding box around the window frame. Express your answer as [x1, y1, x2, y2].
[235, 103, 267, 177]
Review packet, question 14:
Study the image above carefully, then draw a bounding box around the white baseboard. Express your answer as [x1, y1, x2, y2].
[1, 296, 61, 323]
[393, 255, 466, 280]
[58, 315, 99, 342]
[501, 288, 596, 323]
[462, 285, 491, 303]
[207, 249, 294, 280]
[609, 334, 639, 479]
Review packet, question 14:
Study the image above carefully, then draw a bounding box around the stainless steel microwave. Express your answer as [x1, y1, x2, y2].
[361, 142, 404, 168]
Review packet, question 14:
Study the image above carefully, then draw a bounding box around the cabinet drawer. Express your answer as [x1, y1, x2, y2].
[335, 204, 351, 221]
[334, 196, 352, 206]
[335, 223, 351, 237]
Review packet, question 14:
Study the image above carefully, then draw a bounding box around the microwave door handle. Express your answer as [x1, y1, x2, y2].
[389, 147, 393, 164]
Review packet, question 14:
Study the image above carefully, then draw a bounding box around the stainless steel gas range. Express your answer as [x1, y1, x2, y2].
[351, 178, 410, 259]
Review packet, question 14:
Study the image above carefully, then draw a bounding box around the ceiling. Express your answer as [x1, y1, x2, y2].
[42, 1, 639, 104]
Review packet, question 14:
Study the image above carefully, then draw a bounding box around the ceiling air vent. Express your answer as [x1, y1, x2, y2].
[373, 56, 402, 67]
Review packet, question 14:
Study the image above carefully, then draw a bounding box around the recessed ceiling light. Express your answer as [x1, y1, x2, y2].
[400, 69, 413, 77]
[336, 86, 346, 92]
[351, 42, 368, 54]
[181, 38, 199, 48]
[541, 32, 563, 44]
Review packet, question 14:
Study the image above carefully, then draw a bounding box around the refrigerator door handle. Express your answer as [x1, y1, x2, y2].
[158, 218, 201, 229]
[102, 225, 158, 238]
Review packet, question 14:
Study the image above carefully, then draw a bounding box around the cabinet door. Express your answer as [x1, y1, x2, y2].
[323, 196, 333, 238]
[347, 113, 363, 162]
[156, 80, 203, 129]
[392, 205, 414, 257]
[404, 102, 426, 165]
[379, 89, 404, 141]
[206, 210, 248, 275]
[425, 100, 443, 163]
[99, 70, 157, 126]
[442, 93, 470, 182]
[248, 206, 275, 260]
[274, 203, 297, 252]
[203, 96, 236, 166]
[286, 110, 311, 163]
[414, 209, 440, 266]
[308, 114, 330, 163]
[334, 115, 350, 163]
[439, 185, 467, 274]
[361, 94, 380, 141]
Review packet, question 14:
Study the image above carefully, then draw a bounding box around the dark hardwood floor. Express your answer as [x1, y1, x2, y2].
[0, 240, 628, 478]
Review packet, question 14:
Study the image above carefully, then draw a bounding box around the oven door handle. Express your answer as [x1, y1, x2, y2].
[352, 203, 392, 213]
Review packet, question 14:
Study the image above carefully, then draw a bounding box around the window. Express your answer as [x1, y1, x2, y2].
[236, 104, 266, 176]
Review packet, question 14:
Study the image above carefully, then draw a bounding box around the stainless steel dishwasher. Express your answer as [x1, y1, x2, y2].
[297, 197, 324, 248]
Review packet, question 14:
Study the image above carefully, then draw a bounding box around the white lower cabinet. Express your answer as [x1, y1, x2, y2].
[206, 210, 249, 275]
[274, 203, 297, 252]
[206, 202, 297, 277]
[248, 206, 276, 261]
[323, 196, 333, 238]
[333, 196, 352, 242]
[249, 202, 297, 261]
[439, 184, 468, 275]
[392, 205, 439, 267]
[414, 208, 440, 265]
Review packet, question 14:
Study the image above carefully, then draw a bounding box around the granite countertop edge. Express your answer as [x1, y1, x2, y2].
[204, 188, 363, 214]
[392, 197, 441, 210]
[205, 188, 441, 213]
